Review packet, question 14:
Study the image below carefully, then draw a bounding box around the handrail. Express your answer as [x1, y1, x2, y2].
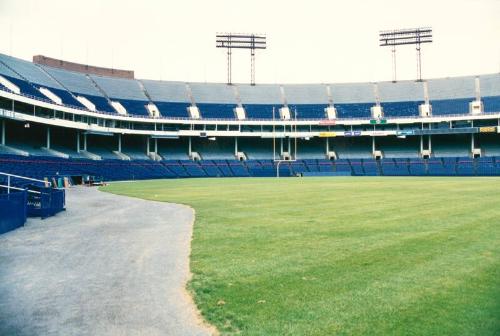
[0, 171, 49, 194]
[0, 172, 47, 184]
[0, 184, 41, 194]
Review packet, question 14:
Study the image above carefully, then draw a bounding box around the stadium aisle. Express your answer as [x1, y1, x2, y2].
[0, 186, 211, 336]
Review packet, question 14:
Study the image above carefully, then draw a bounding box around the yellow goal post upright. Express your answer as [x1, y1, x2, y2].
[272, 106, 298, 178]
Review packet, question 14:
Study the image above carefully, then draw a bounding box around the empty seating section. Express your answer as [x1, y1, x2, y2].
[154, 102, 190, 118]
[378, 81, 424, 117]
[19, 153, 500, 180]
[0, 58, 55, 102]
[456, 157, 474, 176]
[42, 66, 98, 96]
[482, 96, 500, 112]
[197, 104, 235, 119]
[242, 104, 281, 119]
[189, 83, 237, 119]
[331, 83, 374, 118]
[479, 74, 500, 112]
[335, 103, 372, 118]
[41, 65, 115, 113]
[318, 161, 334, 172]
[229, 162, 250, 176]
[183, 162, 207, 177]
[1, 54, 500, 120]
[141, 80, 190, 118]
[381, 101, 421, 117]
[0, 54, 61, 89]
[118, 100, 149, 116]
[381, 159, 409, 175]
[475, 157, 497, 175]
[298, 139, 326, 159]
[216, 161, 234, 177]
[284, 85, 329, 119]
[349, 159, 364, 175]
[432, 135, 470, 157]
[288, 104, 328, 119]
[237, 84, 282, 119]
[200, 162, 221, 177]
[0, 73, 49, 101]
[303, 159, 320, 172]
[334, 138, 372, 159]
[335, 159, 352, 174]
[44, 86, 86, 107]
[378, 138, 419, 158]
[362, 159, 380, 176]
[427, 158, 457, 176]
[90, 75, 149, 116]
[90, 75, 146, 101]
[408, 159, 427, 175]
[430, 98, 471, 115]
[428, 76, 475, 115]
[193, 139, 234, 160]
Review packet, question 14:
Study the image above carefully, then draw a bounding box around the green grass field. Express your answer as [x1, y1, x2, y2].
[102, 177, 500, 335]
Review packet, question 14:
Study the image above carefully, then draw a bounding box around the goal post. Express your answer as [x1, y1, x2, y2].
[273, 107, 298, 178]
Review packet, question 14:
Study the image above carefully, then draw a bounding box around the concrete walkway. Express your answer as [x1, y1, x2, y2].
[0, 186, 212, 336]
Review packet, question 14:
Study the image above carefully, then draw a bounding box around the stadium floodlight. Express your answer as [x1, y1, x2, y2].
[379, 27, 433, 82]
[216, 33, 267, 85]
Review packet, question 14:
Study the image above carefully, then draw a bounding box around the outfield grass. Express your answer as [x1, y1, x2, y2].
[102, 177, 500, 335]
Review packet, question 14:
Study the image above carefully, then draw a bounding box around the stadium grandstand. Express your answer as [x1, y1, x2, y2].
[2, 0, 500, 334]
[0, 53, 500, 184]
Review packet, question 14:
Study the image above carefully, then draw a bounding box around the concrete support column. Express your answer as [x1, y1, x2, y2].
[76, 132, 80, 153]
[280, 138, 283, 156]
[146, 136, 150, 154]
[1, 120, 5, 146]
[84, 133, 88, 151]
[118, 134, 122, 153]
[288, 137, 291, 154]
[46, 127, 51, 149]
[372, 136, 376, 153]
[326, 137, 329, 154]
[154, 138, 158, 154]
[471, 133, 475, 151]
[188, 137, 192, 156]
[428, 135, 432, 152]
[234, 137, 238, 156]
[420, 135, 423, 152]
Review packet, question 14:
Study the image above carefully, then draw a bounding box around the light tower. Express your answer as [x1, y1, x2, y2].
[216, 33, 267, 85]
[379, 27, 433, 82]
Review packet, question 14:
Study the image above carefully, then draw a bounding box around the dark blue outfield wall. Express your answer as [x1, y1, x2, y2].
[2, 154, 500, 181]
[0, 190, 27, 234]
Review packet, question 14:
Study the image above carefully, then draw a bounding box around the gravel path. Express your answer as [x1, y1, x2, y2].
[0, 186, 212, 336]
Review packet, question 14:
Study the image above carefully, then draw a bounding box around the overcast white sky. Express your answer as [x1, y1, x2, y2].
[0, 0, 499, 84]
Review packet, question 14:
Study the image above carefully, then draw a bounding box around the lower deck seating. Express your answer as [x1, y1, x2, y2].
[2, 154, 500, 181]
[381, 159, 410, 175]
